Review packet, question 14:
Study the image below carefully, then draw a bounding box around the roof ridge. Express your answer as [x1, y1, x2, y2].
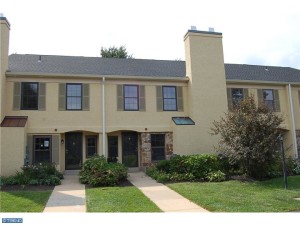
[9, 53, 185, 63]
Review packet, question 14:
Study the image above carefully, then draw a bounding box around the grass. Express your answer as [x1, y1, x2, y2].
[86, 186, 161, 212]
[0, 191, 52, 212]
[167, 175, 300, 212]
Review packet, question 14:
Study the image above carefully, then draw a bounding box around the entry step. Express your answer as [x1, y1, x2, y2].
[64, 170, 80, 175]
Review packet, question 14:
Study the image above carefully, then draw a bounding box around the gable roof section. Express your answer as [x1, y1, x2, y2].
[8, 54, 185, 78]
[225, 64, 300, 83]
[7, 54, 300, 83]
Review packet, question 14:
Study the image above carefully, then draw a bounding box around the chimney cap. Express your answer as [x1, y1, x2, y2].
[190, 26, 197, 31]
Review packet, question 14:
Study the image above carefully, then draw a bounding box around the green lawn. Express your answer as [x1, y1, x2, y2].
[167, 175, 300, 212]
[0, 191, 52, 212]
[86, 186, 161, 212]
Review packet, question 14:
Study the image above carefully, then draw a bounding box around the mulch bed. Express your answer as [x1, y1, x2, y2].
[0, 185, 54, 192]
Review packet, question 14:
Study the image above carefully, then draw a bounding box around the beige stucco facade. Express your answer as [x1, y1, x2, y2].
[0, 17, 299, 176]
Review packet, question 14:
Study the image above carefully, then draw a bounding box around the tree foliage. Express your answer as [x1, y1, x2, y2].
[100, 46, 133, 59]
[211, 96, 284, 179]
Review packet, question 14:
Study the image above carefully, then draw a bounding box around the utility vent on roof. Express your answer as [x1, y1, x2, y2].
[209, 27, 215, 32]
[191, 26, 197, 30]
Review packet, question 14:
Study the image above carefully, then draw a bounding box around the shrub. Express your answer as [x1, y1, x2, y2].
[79, 155, 127, 186]
[146, 154, 227, 183]
[0, 163, 63, 186]
[211, 96, 284, 180]
[206, 170, 226, 182]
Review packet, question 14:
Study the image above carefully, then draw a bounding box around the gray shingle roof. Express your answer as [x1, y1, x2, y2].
[8, 54, 300, 83]
[225, 64, 300, 83]
[8, 54, 185, 78]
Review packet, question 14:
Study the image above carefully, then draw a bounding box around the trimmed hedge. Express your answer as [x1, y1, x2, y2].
[0, 163, 63, 186]
[79, 155, 128, 186]
[146, 154, 227, 183]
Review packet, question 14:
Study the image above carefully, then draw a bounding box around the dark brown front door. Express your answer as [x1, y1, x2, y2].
[122, 132, 138, 167]
[65, 132, 82, 170]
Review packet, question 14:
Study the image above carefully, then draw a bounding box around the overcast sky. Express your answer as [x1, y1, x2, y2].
[1, 0, 299, 69]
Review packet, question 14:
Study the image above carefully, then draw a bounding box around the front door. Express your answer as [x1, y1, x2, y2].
[65, 132, 82, 170]
[122, 132, 138, 167]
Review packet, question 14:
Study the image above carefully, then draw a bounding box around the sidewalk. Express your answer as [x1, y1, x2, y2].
[43, 175, 86, 212]
[128, 172, 208, 212]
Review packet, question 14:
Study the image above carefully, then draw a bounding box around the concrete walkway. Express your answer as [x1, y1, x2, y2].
[43, 175, 86, 212]
[128, 172, 208, 212]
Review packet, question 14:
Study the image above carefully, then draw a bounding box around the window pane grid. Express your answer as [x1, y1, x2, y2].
[21, 83, 38, 110]
[66, 84, 82, 110]
[163, 86, 177, 111]
[263, 89, 275, 110]
[232, 88, 244, 106]
[34, 137, 51, 163]
[151, 134, 165, 161]
[124, 85, 139, 111]
[86, 136, 97, 157]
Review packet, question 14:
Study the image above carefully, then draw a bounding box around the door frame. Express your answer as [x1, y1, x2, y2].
[65, 132, 83, 170]
[122, 132, 139, 167]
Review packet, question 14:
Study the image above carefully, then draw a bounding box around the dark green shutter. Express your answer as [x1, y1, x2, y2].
[156, 86, 163, 111]
[13, 82, 21, 110]
[82, 84, 90, 111]
[117, 85, 124, 111]
[257, 89, 264, 107]
[27, 135, 33, 165]
[38, 83, 46, 111]
[52, 135, 60, 165]
[227, 88, 233, 111]
[243, 88, 249, 98]
[58, 83, 66, 111]
[274, 90, 280, 112]
[177, 86, 184, 111]
[139, 85, 146, 111]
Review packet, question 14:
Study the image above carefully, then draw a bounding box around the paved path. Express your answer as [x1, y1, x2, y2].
[128, 172, 208, 212]
[43, 175, 86, 212]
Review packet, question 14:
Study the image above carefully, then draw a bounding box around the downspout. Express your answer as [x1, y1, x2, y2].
[288, 84, 298, 159]
[102, 77, 106, 157]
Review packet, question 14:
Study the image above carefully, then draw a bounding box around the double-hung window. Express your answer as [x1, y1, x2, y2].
[151, 134, 165, 161]
[124, 85, 139, 111]
[163, 86, 177, 111]
[231, 88, 244, 107]
[34, 136, 51, 163]
[21, 82, 38, 110]
[66, 84, 82, 110]
[86, 136, 97, 158]
[263, 89, 275, 110]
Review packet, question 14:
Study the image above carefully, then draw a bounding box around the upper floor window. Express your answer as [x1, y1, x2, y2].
[231, 88, 244, 106]
[263, 89, 275, 110]
[124, 85, 139, 111]
[66, 84, 82, 110]
[257, 89, 280, 112]
[21, 82, 38, 110]
[163, 86, 177, 111]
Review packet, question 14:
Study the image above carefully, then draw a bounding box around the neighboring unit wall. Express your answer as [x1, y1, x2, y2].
[0, 17, 10, 122]
[0, 127, 26, 176]
[226, 83, 300, 158]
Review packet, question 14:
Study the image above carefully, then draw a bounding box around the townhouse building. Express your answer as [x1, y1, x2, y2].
[1, 16, 299, 175]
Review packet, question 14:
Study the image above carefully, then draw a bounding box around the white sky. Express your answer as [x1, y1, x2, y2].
[1, 0, 300, 69]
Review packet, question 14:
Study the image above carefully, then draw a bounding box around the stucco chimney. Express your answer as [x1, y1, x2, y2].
[182, 28, 227, 151]
[0, 15, 10, 121]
